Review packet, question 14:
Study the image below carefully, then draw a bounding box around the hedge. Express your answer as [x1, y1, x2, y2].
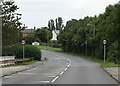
[14, 45, 41, 60]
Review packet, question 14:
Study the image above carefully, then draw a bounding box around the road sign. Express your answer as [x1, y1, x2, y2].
[22, 40, 25, 45]
[103, 39, 107, 45]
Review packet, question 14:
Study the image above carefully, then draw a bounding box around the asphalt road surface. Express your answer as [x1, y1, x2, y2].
[2, 50, 118, 84]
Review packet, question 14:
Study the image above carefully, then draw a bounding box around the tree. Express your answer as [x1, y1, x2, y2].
[34, 27, 52, 43]
[2, 0, 24, 56]
[58, 2, 119, 63]
[48, 19, 55, 30]
[48, 17, 64, 37]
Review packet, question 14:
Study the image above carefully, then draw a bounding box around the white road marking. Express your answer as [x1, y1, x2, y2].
[51, 76, 59, 83]
[60, 71, 64, 75]
[64, 68, 68, 71]
[48, 75, 56, 77]
[51, 58, 60, 60]
[39, 81, 50, 83]
[67, 65, 70, 68]
[33, 68, 37, 69]
[18, 73, 35, 75]
[4, 76, 13, 79]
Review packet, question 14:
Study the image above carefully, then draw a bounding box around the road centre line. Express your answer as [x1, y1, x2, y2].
[50, 55, 72, 83]
[67, 65, 70, 68]
[60, 71, 64, 75]
[64, 68, 68, 71]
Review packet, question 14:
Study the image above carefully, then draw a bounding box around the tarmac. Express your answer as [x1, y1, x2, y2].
[0, 61, 46, 77]
[0, 59, 119, 83]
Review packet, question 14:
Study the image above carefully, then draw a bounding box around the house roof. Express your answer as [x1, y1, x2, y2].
[21, 29, 35, 34]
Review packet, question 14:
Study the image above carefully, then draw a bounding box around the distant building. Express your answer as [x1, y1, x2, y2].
[51, 31, 57, 40]
[51, 30, 60, 40]
[21, 29, 35, 38]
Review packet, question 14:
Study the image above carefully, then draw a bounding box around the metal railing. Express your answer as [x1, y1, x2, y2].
[0, 56, 15, 67]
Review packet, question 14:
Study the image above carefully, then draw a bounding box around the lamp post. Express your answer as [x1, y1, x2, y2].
[87, 23, 96, 38]
[87, 23, 96, 57]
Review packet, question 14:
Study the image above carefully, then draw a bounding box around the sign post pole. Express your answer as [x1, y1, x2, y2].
[22, 40, 25, 63]
[23, 45, 24, 62]
[104, 44, 106, 63]
[103, 40, 107, 63]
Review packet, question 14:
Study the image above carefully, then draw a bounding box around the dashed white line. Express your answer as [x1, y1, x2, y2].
[60, 71, 64, 75]
[50, 57, 71, 83]
[67, 65, 70, 68]
[51, 76, 59, 83]
[64, 68, 68, 71]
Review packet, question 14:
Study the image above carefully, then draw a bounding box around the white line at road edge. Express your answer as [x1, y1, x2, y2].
[51, 76, 59, 83]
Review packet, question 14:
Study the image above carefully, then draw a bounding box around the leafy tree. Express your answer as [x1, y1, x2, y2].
[58, 2, 119, 63]
[2, 0, 24, 56]
[48, 17, 64, 37]
[34, 27, 52, 43]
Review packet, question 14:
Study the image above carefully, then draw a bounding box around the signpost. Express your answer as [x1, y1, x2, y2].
[22, 40, 25, 62]
[103, 39, 107, 63]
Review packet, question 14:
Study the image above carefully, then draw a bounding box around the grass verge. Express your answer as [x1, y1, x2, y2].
[18, 60, 37, 66]
[66, 52, 119, 67]
[38, 45, 62, 52]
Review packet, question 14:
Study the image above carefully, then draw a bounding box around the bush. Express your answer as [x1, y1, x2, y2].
[107, 41, 118, 63]
[49, 40, 61, 48]
[2, 45, 15, 56]
[26, 35, 41, 44]
[25, 35, 35, 44]
[14, 45, 41, 60]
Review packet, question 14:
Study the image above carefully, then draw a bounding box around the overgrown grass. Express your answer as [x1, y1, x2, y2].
[38, 45, 62, 52]
[19, 60, 37, 66]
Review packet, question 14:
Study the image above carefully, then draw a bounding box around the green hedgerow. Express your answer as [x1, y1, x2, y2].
[14, 45, 41, 60]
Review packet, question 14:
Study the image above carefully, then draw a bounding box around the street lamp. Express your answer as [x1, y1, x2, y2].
[87, 23, 96, 38]
[87, 23, 96, 57]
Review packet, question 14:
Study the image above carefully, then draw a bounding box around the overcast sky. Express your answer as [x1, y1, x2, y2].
[15, 0, 119, 28]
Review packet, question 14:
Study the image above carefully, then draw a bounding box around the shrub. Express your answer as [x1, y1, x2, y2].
[25, 35, 35, 44]
[107, 41, 118, 63]
[49, 40, 61, 48]
[14, 45, 41, 60]
[2, 45, 15, 56]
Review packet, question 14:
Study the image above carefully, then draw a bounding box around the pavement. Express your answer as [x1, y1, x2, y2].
[0, 61, 46, 78]
[104, 67, 119, 82]
[0, 50, 119, 85]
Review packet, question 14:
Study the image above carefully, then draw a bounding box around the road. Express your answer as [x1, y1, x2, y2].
[2, 50, 118, 84]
